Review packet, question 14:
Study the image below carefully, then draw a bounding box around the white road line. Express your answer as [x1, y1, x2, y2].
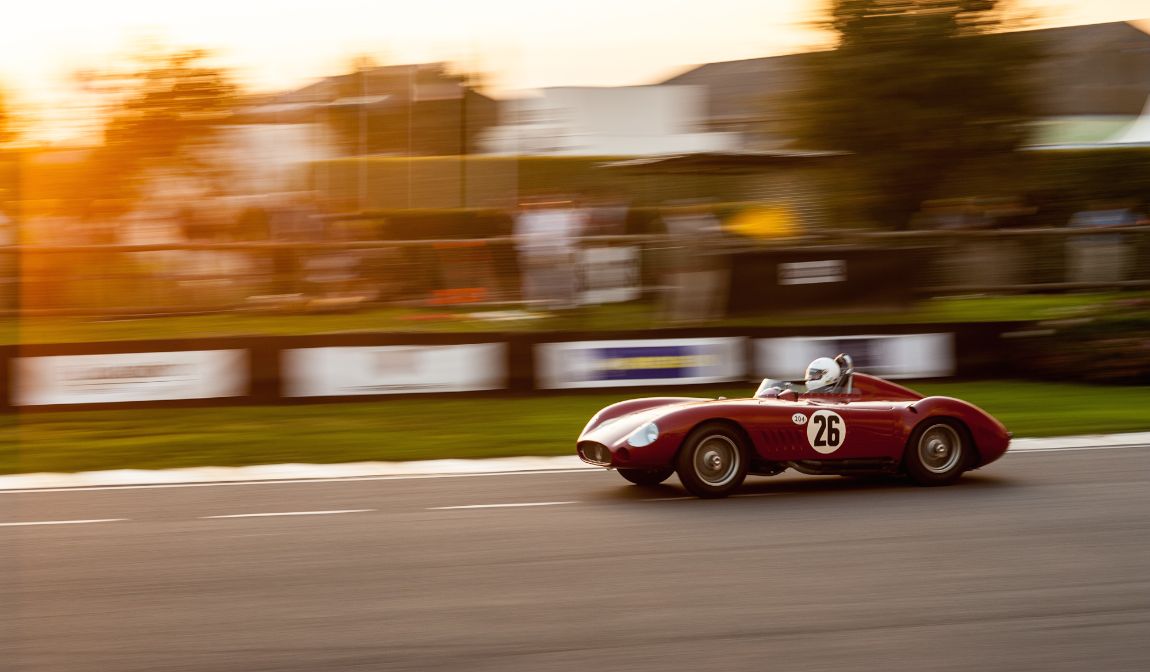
[0, 442, 1146, 495]
[202, 509, 375, 519]
[429, 501, 577, 510]
[0, 518, 126, 527]
[1008, 444, 1146, 454]
[0, 469, 599, 495]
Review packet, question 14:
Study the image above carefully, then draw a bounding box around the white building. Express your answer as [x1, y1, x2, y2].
[480, 85, 741, 156]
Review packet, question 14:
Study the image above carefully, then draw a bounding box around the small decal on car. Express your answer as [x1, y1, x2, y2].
[791, 413, 807, 426]
[806, 410, 846, 454]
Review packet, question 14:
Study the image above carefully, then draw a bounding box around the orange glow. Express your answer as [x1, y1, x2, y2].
[1, 1, 1146, 142]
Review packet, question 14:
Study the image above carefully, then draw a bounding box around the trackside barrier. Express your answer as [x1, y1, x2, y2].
[0, 323, 1028, 412]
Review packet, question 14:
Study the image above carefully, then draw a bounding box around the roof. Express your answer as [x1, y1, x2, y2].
[233, 63, 491, 124]
[663, 21, 1150, 120]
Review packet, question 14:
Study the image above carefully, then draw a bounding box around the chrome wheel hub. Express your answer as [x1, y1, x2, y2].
[918, 425, 962, 474]
[694, 436, 739, 486]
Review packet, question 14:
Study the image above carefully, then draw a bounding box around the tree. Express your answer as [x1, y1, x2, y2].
[0, 88, 14, 147]
[792, 0, 1042, 228]
[84, 47, 238, 201]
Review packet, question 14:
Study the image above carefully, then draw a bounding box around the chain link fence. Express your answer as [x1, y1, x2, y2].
[2, 226, 1149, 316]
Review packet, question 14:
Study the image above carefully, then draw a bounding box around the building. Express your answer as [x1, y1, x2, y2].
[478, 85, 740, 156]
[662, 21, 1150, 149]
[224, 63, 499, 192]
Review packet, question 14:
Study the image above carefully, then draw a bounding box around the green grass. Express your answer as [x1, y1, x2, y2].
[4, 379, 1150, 475]
[6, 292, 1147, 345]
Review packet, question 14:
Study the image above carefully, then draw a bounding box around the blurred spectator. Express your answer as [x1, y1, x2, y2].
[302, 218, 376, 309]
[575, 189, 641, 307]
[0, 202, 14, 310]
[514, 196, 584, 310]
[660, 201, 728, 323]
[170, 200, 252, 308]
[267, 192, 325, 242]
[912, 198, 988, 230]
[582, 187, 631, 237]
[263, 192, 325, 297]
[0, 202, 12, 245]
[235, 203, 271, 242]
[1066, 201, 1141, 286]
[982, 197, 1036, 229]
[914, 196, 1035, 288]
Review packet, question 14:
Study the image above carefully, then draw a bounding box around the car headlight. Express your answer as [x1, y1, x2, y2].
[627, 422, 660, 447]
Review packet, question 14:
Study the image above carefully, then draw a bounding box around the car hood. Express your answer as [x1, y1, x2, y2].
[580, 398, 720, 446]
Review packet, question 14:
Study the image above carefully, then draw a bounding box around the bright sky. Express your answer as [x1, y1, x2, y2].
[2, 0, 1147, 139]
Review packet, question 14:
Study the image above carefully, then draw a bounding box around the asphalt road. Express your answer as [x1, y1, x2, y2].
[2, 446, 1149, 672]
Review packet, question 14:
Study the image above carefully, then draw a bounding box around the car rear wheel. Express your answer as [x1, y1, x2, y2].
[675, 423, 748, 498]
[618, 467, 675, 486]
[905, 419, 971, 486]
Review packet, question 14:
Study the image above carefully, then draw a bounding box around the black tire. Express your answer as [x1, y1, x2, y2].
[904, 419, 971, 486]
[618, 467, 675, 487]
[675, 423, 748, 498]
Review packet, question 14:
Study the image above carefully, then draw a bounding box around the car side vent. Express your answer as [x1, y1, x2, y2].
[762, 429, 801, 453]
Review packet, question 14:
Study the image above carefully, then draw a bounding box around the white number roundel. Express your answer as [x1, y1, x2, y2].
[806, 410, 846, 454]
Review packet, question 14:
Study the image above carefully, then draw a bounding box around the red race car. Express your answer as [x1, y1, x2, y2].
[576, 354, 1011, 498]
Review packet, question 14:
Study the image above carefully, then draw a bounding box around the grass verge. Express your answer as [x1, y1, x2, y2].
[5, 292, 1147, 344]
[3, 379, 1150, 475]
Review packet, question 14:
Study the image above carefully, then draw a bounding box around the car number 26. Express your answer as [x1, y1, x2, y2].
[805, 410, 846, 454]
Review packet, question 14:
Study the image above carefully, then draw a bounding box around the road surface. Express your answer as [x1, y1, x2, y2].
[2, 444, 1148, 671]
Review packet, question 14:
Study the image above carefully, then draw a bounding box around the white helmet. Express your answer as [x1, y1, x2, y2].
[804, 357, 842, 392]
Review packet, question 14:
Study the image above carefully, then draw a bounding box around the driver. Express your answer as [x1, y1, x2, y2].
[804, 356, 842, 394]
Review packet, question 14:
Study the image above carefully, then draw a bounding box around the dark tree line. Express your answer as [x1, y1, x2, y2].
[793, 0, 1042, 228]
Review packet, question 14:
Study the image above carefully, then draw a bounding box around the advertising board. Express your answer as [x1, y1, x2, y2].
[13, 350, 247, 406]
[536, 338, 744, 389]
[284, 344, 506, 397]
[755, 334, 955, 380]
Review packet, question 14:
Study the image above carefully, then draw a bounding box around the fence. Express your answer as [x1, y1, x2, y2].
[845, 226, 1150, 294]
[2, 226, 1149, 316]
[0, 323, 1024, 411]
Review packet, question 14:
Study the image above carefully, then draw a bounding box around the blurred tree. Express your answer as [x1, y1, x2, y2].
[792, 0, 1041, 228]
[0, 88, 14, 147]
[84, 47, 238, 202]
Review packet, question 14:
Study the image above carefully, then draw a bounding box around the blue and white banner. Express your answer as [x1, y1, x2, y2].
[536, 338, 745, 389]
[755, 334, 954, 380]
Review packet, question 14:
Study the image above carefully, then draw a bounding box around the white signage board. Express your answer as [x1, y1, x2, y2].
[756, 334, 955, 380]
[577, 246, 641, 305]
[284, 344, 506, 397]
[13, 350, 247, 406]
[778, 259, 846, 285]
[537, 337, 745, 389]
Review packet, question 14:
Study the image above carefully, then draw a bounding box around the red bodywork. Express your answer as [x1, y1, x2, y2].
[577, 374, 1011, 475]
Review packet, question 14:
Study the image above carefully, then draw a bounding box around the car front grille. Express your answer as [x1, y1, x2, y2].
[578, 441, 612, 466]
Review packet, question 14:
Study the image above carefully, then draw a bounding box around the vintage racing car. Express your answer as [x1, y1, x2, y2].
[576, 354, 1011, 498]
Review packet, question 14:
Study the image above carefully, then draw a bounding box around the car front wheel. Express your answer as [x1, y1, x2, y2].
[618, 467, 675, 486]
[905, 419, 971, 486]
[675, 423, 748, 498]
